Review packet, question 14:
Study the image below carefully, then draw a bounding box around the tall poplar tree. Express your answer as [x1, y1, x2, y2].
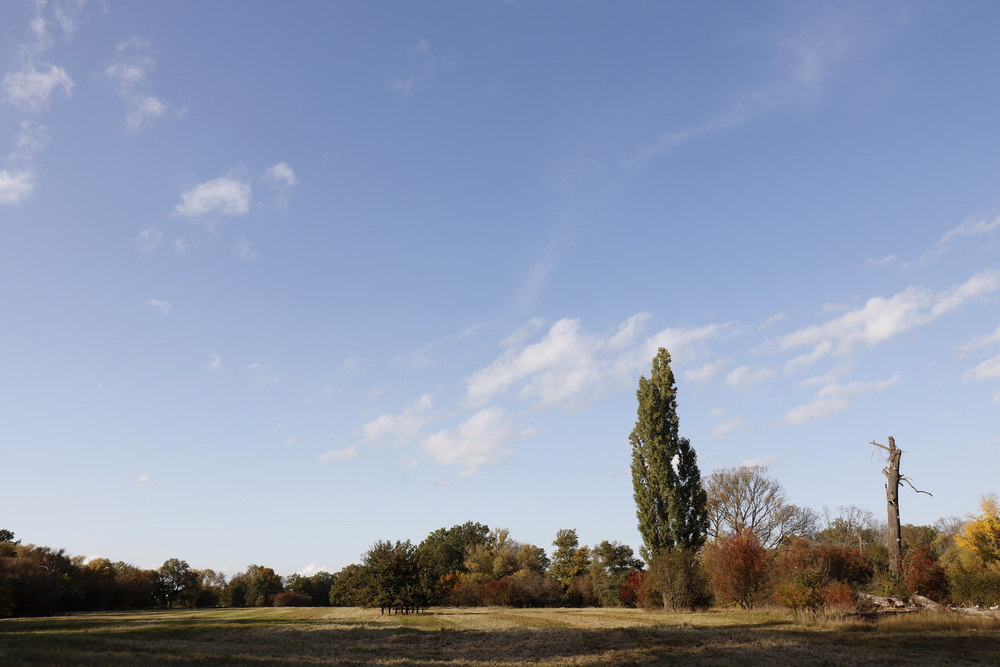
[630, 347, 708, 561]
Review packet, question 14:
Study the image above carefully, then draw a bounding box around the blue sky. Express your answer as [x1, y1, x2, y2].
[3, 1, 1000, 577]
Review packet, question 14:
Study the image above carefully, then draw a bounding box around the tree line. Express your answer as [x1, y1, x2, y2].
[3, 348, 999, 617]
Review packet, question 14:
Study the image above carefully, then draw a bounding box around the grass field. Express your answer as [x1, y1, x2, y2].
[2, 606, 999, 666]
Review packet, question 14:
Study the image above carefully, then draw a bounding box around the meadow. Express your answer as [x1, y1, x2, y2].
[2, 606, 999, 666]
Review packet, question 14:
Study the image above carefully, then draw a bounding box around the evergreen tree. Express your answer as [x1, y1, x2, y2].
[630, 348, 708, 561]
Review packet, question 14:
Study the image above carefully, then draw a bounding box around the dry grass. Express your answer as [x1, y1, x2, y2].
[1, 606, 998, 666]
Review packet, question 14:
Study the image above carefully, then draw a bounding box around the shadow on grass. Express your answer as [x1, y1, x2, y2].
[2, 609, 1000, 666]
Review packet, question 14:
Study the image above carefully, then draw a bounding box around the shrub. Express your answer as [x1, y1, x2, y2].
[271, 592, 313, 607]
[703, 531, 770, 609]
[618, 569, 644, 608]
[643, 550, 710, 611]
[902, 546, 948, 601]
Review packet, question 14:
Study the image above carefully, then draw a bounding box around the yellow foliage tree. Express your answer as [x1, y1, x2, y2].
[955, 494, 1000, 562]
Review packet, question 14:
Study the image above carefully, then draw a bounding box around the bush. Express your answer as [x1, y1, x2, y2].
[643, 550, 710, 611]
[703, 531, 770, 609]
[902, 546, 948, 601]
[271, 592, 313, 607]
[618, 569, 644, 608]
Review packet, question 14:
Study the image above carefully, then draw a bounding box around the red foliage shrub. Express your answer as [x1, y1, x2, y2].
[703, 531, 770, 609]
[819, 581, 855, 609]
[446, 579, 485, 606]
[903, 546, 949, 601]
[619, 569, 644, 607]
[270, 592, 313, 607]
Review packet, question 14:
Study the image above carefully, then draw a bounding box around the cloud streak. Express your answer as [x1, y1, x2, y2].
[770, 270, 1000, 372]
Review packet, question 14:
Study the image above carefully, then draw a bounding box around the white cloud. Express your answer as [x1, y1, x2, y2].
[245, 362, 286, 389]
[319, 445, 359, 463]
[283, 435, 297, 448]
[938, 214, 1000, 246]
[208, 354, 222, 372]
[136, 227, 163, 251]
[263, 162, 296, 186]
[684, 359, 728, 383]
[1, 62, 73, 112]
[710, 417, 743, 438]
[956, 325, 1000, 353]
[106, 38, 175, 133]
[145, 299, 171, 316]
[501, 317, 545, 347]
[724, 365, 774, 389]
[175, 176, 252, 218]
[421, 407, 529, 475]
[627, 12, 867, 166]
[739, 455, 780, 468]
[360, 394, 433, 445]
[964, 355, 1000, 382]
[867, 254, 897, 268]
[388, 40, 452, 95]
[464, 315, 728, 410]
[233, 236, 258, 260]
[296, 563, 328, 576]
[0, 169, 36, 205]
[782, 375, 899, 425]
[772, 271, 1000, 373]
[708, 407, 727, 417]
[137, 474, 152, 485]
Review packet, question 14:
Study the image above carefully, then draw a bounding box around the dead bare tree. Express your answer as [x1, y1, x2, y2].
[870, 436, 932, 574]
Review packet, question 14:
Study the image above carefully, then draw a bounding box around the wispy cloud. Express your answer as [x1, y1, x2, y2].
[145, 299, 171, 316]
[208, 354, 222, 372]
[106, 37, 180, 133]
[956, 326, 1000, 354]
[938, 214, 1000, 246]
[782, 375, 899, 424]
[232, 236, 258, 260]
[359, 394, 434, 446]
[319, 445, 359, 463]
[964, 355, 1000, 382]
[245, 362, 286, 389]
[263, 162, 296, 186]
[2, 62, 73, 112]
[0, 119, 49, 205]
[711, 417, 744, 438]
[770, 270, 1000, 373]
[685, 359, 729, 383]
[464, 314, 728, 410]
[626, 11, 869, 167]
[388, 40, 453, 95]
[175, 175, 252, 218]
[136, 227, 163, 251]
[724, 365, 774, 389]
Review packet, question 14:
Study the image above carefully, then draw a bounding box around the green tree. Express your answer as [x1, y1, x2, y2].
[630, 348, 708, 561]
[589, 540, 643, 607]
[0, 529, 18, 545]
[547, 529, 591, 591]
[415, 521, 490, 604]
[157, 558, 198, 608]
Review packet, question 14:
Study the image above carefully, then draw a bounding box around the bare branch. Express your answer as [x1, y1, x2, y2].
[870, 440, 890, 452]
[900, 476, 933, 496]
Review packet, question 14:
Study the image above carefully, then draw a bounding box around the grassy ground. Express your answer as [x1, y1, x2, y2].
[2, 606, 999, 666]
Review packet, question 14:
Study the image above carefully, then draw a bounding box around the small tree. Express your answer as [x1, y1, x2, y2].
[548, 529, 591, 591]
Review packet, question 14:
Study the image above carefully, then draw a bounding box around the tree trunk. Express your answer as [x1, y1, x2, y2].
[885, 436, 903, 574]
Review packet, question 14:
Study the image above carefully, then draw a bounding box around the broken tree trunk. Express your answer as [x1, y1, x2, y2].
[871, 436, 932, 575]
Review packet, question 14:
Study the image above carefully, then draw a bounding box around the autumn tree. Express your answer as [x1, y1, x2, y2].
[589, 540, 643, 607]
[630, 348, 708, 561]
[547, 529, 591, 591]
[705, 466, 817, 549]
[157, 558, 199, 608]
[415, 521, 490, 604]
[956, 494, 1000, 561]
